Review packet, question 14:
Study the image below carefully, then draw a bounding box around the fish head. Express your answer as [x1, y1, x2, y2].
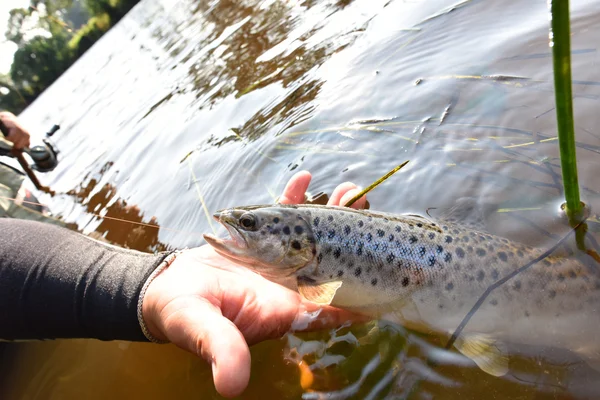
[203, 206, 316, 277]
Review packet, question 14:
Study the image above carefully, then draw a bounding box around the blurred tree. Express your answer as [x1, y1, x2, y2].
[10, 33, 75, 100]
[0, 74, 28, 114]
[5, 8, 32, 47]
[32, 0, 74, 13]
[81, 0, 118, 22]
[62, 0, 90, 28]
[82, 0, 139, 24]
[28, 0, 90, 30]
[1, 0, 140, 114]
[3, 2, 77, 113]
[7, 2, 72, 42]
[69, 12, 111, 56]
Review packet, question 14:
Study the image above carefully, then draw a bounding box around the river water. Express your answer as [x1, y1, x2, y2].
[2, 0, 600, 398]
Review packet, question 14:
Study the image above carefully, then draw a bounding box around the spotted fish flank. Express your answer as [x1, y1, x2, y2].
[204, 203, 600, 377]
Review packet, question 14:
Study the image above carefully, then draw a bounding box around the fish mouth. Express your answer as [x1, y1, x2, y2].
[203, 211, 248, 255]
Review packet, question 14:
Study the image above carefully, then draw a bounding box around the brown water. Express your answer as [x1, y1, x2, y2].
[2, 0, 600, 398]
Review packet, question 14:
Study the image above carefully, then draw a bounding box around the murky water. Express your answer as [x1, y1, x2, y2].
[2, 0, 600, 398]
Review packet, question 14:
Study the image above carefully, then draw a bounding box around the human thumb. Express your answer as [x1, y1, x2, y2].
[163, 300, 251, 398]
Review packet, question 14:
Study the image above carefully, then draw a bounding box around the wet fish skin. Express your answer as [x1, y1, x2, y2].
[203, 203, 600, 374]
[204, 206, 318, 279]
[205, 204, 448, 309]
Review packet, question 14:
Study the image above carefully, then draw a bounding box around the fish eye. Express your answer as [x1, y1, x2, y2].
[239, 213, 257, 230]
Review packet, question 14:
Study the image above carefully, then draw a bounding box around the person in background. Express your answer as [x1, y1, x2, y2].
[0, 111, 30, 202]
[1, 111, 167, 244]
[0, 170, 368, 398]
[0, 111, 64, 223]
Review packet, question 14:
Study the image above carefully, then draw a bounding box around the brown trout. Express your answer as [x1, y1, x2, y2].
[203, 202, 600, 376]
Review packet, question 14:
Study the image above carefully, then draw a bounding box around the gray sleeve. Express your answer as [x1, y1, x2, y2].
[0, 218, 172, 342]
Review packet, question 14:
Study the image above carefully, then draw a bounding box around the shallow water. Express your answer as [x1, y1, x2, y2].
[2, 0, 600, 398]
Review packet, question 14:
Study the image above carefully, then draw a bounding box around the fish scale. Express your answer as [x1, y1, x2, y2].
[204, 203, 600, 376]
[302, 207, 454, 307]
[292, 207, 595, 321]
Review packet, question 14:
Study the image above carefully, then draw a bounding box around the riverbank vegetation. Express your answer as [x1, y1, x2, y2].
[0, 0, 139, 114]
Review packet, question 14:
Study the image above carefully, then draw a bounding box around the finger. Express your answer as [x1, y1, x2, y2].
[4, 131, 16, 144]
[279, 170, 311, 205]
[11, 138, 23, 150]
[13, 137, 26, 150]
[6, 132, 24, 150]
[327, 182, 358, 206]
[165, 301, 251, 398]
[339, 188, 367, 209]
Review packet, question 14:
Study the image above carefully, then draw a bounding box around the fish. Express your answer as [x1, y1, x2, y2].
[203, 200, 600, 377]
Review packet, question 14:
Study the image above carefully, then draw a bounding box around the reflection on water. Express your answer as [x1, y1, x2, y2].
[287, 319, 600, 399]
[3, 0, 600, 397]
[65, 162, 168, 253]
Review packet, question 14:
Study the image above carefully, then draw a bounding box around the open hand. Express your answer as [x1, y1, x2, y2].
[142, 171, 367, 398]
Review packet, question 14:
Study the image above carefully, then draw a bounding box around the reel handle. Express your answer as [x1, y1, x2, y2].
[46, 124, 60, 137]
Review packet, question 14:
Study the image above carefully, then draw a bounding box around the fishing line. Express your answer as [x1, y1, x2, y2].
[0, 195, 50, 209]
[0, 195, 204, 237]
[445, 218, 587, 350]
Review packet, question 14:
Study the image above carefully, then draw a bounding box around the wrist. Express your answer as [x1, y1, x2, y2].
[137, 251, 180, 343]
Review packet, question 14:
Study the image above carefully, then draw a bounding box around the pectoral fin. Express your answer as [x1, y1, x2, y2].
[454, 334, 509, 376]
[297, 279, 343, 305]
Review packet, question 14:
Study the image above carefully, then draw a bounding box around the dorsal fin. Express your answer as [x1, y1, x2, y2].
[400, 214, 443, 233]
[435, 197, 494, 232]
[404, 214, 433, 220]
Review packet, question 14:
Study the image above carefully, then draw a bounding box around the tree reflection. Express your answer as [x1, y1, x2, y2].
[66, 162, 168, 253]
[156, 0, 359, 147]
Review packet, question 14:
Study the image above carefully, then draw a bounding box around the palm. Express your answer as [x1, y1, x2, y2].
[170, 245, 307, 345]
[143, 171, 367, 398]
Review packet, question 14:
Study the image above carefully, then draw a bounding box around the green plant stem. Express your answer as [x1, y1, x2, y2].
[550, 0, 583, 224]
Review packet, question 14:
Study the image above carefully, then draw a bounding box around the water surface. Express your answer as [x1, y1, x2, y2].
[2, 0, 600, 398]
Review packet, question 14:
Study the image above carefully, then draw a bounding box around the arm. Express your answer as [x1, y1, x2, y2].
[0, 171, 367, 398]
[0, 218, 170, 341]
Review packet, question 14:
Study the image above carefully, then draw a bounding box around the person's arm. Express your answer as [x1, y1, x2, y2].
[0, 171, 367, 398]
[0, 218, 170, 341]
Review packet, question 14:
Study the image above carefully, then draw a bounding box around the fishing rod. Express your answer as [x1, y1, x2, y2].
[0, 120, 60, 194]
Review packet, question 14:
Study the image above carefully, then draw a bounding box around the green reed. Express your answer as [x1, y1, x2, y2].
[344, 160, 410, 207]
[550, 0, 583, 223]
